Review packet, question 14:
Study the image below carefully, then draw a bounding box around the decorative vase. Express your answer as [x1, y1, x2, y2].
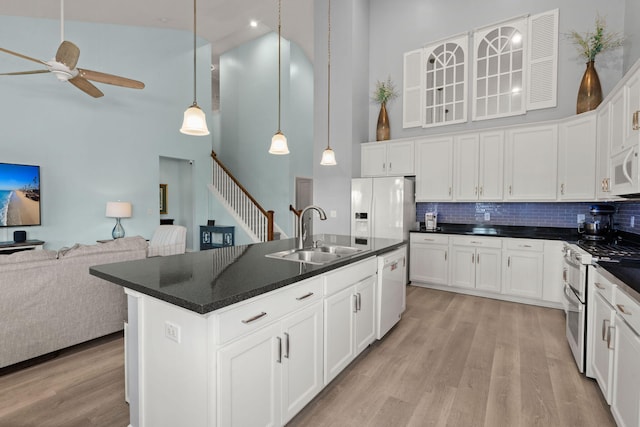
[576, 61, 603, 114]
[376, 102, 390, 141]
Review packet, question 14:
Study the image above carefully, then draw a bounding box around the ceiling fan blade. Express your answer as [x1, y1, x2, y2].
[78, 68, 145, 89]
[55, 41, 80, 69]
[0, 47, 48, 66]
[0, 70, 50, 76]
[68, 76, 104, 98]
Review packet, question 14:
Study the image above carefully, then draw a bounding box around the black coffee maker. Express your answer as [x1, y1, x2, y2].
[578, 204, 615, 241]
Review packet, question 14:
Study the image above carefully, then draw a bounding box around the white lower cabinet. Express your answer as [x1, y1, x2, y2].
[409, 233, 449, 285]
[324, 274, 376, 385]
[503, 239, 544, 299]
[450, 236, 501, 292]
[217, 301, 323, 427]
[591, 291, 616, 404]
[611, 316, 640, 427]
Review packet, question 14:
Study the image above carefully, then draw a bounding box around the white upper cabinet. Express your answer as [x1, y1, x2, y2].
[403, 49, 423, 129]
[597, 103, 613, 198]
[624, 71, 640, 151]
[526, 9, 559, 111]
[558, 113, 597, 200]
[361, 140, 414, 177]
[455, 131, 504, 201]
[415, 137, 453, 201]
[504, 123, 558, 200]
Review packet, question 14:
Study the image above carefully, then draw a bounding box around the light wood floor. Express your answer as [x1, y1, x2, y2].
[0, 286, 616, 427]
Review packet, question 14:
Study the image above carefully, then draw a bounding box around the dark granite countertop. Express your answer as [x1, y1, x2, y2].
[596, 261, 640, 303]
[411, 223, 581, 242]
[90, 234, 404, 315]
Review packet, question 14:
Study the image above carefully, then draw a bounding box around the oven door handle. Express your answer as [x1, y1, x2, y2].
[563, 284, 582, 310]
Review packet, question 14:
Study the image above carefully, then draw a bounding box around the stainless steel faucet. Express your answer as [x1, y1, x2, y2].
[298, 205, 327, 249]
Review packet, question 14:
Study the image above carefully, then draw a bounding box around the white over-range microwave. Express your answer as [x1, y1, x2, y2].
[610, 145, 640, 196]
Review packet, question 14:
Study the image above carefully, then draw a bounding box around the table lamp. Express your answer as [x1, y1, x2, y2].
[106, 201, 132, 239]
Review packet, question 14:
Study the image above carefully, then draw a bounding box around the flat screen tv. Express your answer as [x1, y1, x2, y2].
[0, 163, 41, 227]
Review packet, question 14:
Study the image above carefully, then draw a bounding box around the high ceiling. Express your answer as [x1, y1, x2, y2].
[1, 0, 315, 71]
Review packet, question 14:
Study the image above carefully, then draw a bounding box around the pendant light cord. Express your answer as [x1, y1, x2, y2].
[192, 0, 197, 106]
[327, 0, 331, 150]
[277, 0, 282, 132]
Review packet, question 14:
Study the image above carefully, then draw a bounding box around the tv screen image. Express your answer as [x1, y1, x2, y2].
[0, 163, 41, 227]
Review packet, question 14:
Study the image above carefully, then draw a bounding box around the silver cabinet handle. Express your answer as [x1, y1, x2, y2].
[617, 304, 632, 315]
[470, 240, 482, 244]
[277, 336, 282, 363]
[595, 282, 605, 290]
[284, 332, 290, 359]
[508, 185, 512, 195]
[472, 253, 475, 264]
[357, 293, 362, 311]
[562, 269, 567, 282]
[296, 292, 314, 301]
[480, 186, 484, 196]
[602, 319, 610, 341]
[353, 295, 358, 313]
[477, 253, 480, 263]
[475, 186, 478, 195]
[508, 256, 511, 267]
[382, 163, 386, 171]
[242, 312, 267, 324]
[389, 162, 392, 171]
[444, 250, 447, 261]
[560, 183, 565, 195]
[633, 110, 639, 130]
[448, 187, 452, 196]
[607, 326, 615, 350]
[520, 244, 532, 248]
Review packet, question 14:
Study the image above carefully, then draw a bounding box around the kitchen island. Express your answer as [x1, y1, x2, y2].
[90, 234, 405, 427]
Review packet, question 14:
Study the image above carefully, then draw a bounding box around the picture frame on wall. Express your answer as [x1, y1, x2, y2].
[159, 184, 168, 214]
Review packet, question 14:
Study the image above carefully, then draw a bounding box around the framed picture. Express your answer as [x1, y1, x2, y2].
[159, 184, 168, 214]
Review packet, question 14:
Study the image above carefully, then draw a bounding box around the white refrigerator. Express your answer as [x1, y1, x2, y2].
[351, 177, 415, 241]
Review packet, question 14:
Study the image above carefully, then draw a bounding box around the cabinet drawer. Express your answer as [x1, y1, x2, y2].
[505, 238, 544, 252]
[451, 236, 502, 249]
[593, 273, 616, 306]
[615, 288, 640, 335]
[324, 257, 377, 296]
[214, 277, 323, 345]
[410, 233, 449, 245]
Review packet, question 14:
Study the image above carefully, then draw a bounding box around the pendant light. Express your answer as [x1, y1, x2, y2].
[320, 0, 337, 166]
[269, 0, 290, 154]
[180, 0, 210, 136]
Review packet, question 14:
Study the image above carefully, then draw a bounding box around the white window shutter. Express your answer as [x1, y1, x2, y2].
[403, 49, 423, 128]
[526, 9, 558, 110]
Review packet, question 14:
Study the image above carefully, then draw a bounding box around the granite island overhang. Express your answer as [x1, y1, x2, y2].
[89, 234, 405, 315]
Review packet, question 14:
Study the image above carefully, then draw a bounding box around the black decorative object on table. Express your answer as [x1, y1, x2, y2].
[200, 225, 234, 250]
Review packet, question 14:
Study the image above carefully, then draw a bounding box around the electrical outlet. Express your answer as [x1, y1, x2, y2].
[330, 210, 337, 218]
[577, 214, 585, 224]
[165, 321, 181, 343]
[484, 212, 490, 221]
[632, 216, 635, 228]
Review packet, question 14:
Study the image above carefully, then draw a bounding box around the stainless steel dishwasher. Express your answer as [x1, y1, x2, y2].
[376, 246, 407, 339]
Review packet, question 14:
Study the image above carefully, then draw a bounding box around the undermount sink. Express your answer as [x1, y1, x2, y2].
[265, 245, 364, 265]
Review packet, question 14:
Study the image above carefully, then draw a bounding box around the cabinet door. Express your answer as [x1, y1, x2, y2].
[361, 143, 387, 177]
[415, 137, 453, 201]
[450, 246, 476, 289]
[505, 124, 558, 200]
[324, 286, 356, 385]
[611, 318, 640, 427]
[387, 141, 415, 176]
[281, 303, 323, 424]
[410, 243, 449, 285]
[454, 134, 480, 201]
[597, 104, 612, 198]
[478, 131, 504, 200]
[475, 247, 502, 293]
[591, 292, 616, 404]
[623, 71, 640, 152]
[218, 323, 281, 427]
[558, 114, 596, 200]
[503, 251, 544, 299]
[610, 89, 626, 156]
[355, 276, 376, 354]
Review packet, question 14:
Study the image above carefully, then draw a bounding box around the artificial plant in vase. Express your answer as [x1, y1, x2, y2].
[569, 14, 625, 114]
[372, 76, 398, 141]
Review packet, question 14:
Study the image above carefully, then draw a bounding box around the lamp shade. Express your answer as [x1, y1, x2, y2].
[320, 147, 337, 166]
[180, 104, 210, 136]
[269, 131, 290, 155]
[106, 201, 132, 218]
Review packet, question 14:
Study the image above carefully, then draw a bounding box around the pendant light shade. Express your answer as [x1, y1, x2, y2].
[270, 0, 289, 154]
[269, 131, 289, 154]
[321, 0, 337, 166]
[181, 103, 209, 135]
[180, 0, 209, 136]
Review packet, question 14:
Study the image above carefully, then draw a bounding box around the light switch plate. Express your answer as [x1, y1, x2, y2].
[577, 214, 585, 223]
[165, 321, 181, 343]
[484, 212, 490, 221]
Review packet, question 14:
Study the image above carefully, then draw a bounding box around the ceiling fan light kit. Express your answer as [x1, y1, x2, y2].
[180, 0, 210, 136]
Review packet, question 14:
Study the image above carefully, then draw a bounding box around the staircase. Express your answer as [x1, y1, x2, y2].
[209, 151, 276, 243]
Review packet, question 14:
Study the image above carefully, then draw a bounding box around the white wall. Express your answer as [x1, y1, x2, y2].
[0, 16, 213, 249]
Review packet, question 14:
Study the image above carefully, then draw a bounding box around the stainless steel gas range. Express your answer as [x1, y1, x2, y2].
[562, 235, 640, 373]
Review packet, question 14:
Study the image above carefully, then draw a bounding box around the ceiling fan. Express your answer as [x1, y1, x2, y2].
[0, 0, 144, 98]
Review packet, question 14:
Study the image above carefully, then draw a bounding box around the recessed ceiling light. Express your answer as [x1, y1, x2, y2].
[250, 20, 258, 28]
